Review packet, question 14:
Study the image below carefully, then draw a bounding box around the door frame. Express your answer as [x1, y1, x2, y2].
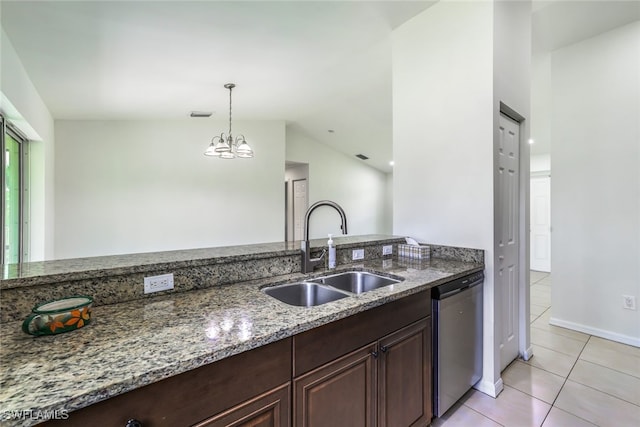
[1, 115, 29, 264]
[292, 178, 308, 242]
[499, 103, 532, 364]
[284, 163, 309, 242]
[479, 103, 531, 398]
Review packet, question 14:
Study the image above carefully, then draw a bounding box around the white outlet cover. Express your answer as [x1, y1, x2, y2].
[382, 245, 393, 256]
[622, 295, 636, 310]
[352, 249, 365, 260]
[144, 273, 174, 294]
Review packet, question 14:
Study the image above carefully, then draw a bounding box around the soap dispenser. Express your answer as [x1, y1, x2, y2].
[327, 234, 336, 269]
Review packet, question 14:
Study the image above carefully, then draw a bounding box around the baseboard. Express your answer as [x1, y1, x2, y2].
[521, 345, 534, 361]
[549, 317, 640, 347]
[474, 376, 504, 398]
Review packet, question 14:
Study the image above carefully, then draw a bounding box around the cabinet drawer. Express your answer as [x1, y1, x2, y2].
[294, 290, 430, 377]
[194, 383, 290, 427]
[45, 338, 292, 427]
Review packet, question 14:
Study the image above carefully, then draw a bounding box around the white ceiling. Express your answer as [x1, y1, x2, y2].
[532, 0, 640, 53]
[1, 0, 437, 172]
[1, 1, 638, 170]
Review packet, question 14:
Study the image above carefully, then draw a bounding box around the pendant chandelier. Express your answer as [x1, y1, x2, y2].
[204, 83, 254, 159]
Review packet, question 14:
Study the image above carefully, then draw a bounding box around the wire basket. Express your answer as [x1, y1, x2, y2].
[398, 244, 431, 259]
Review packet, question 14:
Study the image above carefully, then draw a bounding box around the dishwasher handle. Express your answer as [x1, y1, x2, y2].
[432, 272, 484, 300]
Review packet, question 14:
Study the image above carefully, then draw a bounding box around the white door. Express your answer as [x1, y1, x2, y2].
[530, 175, 551, 272]
[496, 114, 520, 372]
[292, 179, 307, 241]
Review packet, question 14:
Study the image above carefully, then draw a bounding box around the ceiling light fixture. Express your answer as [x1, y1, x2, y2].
[204, 83, 253, 159]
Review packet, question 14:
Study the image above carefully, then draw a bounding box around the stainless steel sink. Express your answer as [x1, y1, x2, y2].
[263, 282, 349, 307]
[310, 271, 401, 294]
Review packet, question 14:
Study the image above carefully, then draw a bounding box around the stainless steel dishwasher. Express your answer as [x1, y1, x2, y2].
[432, 271, 484, 417]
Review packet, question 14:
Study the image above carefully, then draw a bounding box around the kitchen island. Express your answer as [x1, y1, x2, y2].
[0, 237, 482, 426]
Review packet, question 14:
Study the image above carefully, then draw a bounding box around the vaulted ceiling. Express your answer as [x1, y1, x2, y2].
[1, 1, 637, 170]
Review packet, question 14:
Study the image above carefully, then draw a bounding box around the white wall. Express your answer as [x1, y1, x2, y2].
[531, 52, 552, 155]
[286, 126, 390, 240]
[384, 172, 393, 235]
[393, 0, 496, 392]
[393, 0, 531, 397]
[0, 28, 55, 261]
[392, 1, 494, 248]
[551, 21, 640, 346]
[493, 0, 532, 383]
[54, 120, 285, 258]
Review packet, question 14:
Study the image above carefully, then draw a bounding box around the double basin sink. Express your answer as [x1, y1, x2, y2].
[263, 271, 402, 307]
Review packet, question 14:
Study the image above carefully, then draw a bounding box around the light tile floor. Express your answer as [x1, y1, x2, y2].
[433, 271, 640, 427]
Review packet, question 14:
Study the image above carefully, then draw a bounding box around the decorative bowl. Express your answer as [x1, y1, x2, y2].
[22, 296, 93, 336]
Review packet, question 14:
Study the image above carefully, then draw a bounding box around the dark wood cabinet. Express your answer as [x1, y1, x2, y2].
[44, 290, 433, 427]
[378, 319, 431, 427]
[294, 343, 377, 427]
[43, 338, 292, 427]
[194, 383, 290, 427]
[293, 319, 431, 427]
[293, 292, 432, 427]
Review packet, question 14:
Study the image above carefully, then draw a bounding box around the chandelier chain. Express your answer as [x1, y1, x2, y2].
[228, 85, 233, 137]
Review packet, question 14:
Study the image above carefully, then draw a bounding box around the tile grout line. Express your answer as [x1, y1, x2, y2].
[526, 279, 555, 427]
[459, 401, 507, 427]
[529, 272, 609, 427]
[529, 309, 587, 359]
[578, 355, 640, 381]
[540, 334, 593, 426]
[522, 303, 555, 426]
[565, 359, 640, 408]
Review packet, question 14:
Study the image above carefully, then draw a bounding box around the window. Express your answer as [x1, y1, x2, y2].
[1, 115, 27, 264]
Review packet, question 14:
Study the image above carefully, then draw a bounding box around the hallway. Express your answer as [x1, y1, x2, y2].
[433, 271, 640, 426]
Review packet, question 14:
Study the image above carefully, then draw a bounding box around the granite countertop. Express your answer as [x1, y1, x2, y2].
[0, 257, 482, 426]
[1, 235, 403, 288]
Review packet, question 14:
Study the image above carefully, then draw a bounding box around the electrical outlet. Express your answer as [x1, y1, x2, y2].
[622, 295, 636, 310]
[382, 245, 393, 256]
[144, 273, 174, 294]
[352, 249, 365, 260]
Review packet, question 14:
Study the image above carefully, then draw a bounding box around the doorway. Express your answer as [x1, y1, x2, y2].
[530, 173, 551, 272]
[285, 162, 309, 242]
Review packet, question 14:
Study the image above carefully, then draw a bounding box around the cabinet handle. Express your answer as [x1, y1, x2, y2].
[371, 350, 379, 358]
[380, 345, 388, 353]
[126, 419, 143, 427]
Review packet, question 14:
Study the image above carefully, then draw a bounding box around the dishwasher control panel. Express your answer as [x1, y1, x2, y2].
[432, 271, 484, 299]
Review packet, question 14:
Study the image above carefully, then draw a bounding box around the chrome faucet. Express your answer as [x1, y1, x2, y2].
[301, 200, 348, 273]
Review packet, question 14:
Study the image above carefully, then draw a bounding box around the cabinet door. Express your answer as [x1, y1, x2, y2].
[378, 318, 431, 427]
[194, 383, 290, 427]
[294, 343, 376, 427]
